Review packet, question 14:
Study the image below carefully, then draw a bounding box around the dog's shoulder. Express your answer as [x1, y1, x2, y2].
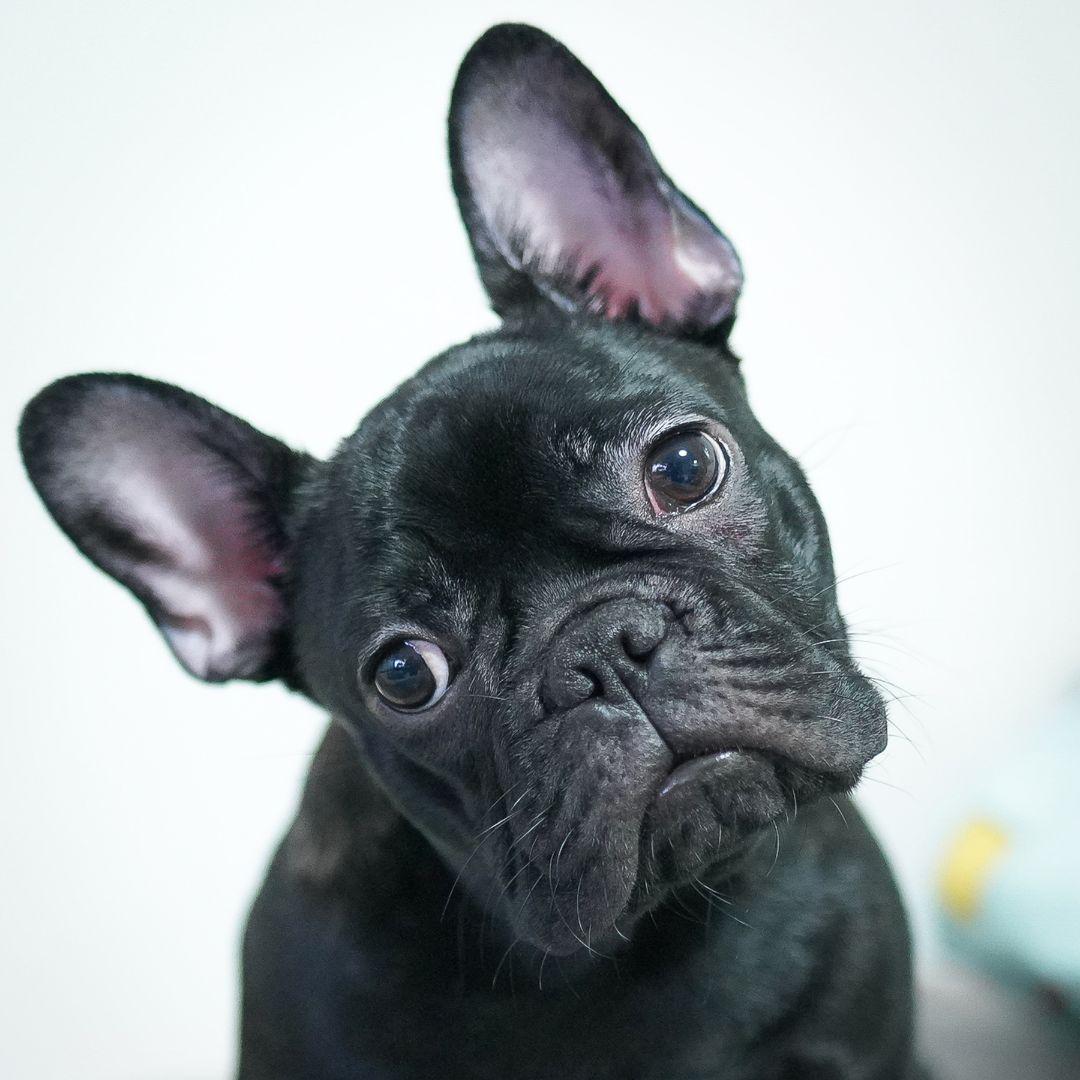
[276, 722, 401, 893]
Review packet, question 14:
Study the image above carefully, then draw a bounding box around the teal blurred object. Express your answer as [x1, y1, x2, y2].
[938, 689, 1080, 1018]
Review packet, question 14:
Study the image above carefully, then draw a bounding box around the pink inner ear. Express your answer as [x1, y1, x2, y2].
[112, 446, 284, 681]
[462, 91, 742, 328]
[63, 393, 286, 681]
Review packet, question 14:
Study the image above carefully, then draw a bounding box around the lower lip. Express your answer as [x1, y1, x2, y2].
[658, 749, 758, 798]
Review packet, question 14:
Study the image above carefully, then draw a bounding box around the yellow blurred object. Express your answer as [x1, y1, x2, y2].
[940, 820, 1010, 922]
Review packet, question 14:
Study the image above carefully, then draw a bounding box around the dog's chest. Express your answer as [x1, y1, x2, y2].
[308, 913, 801, 1080]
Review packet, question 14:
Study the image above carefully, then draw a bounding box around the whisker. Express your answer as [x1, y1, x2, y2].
[693, 877, 734, 906]
[508, 811, 549, 849]
[491, 938, 519, 990]
[517, 870, 546, 920]
[441, 795, 534, 921]
[441, 830, 499, 921]
[859, 773, 915, 799]
[538, 946, 551, 992]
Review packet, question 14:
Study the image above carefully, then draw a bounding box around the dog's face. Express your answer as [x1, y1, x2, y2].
[20, 26, 885, 956]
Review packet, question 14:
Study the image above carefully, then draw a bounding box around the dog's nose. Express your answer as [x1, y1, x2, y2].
[541, 597, 670, 711]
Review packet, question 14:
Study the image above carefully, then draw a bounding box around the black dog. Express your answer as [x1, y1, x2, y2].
[20, 24, 918, 1080]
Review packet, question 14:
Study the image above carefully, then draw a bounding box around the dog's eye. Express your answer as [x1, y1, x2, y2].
[373, 639, 451, 711]
[644, 429, 727, 513]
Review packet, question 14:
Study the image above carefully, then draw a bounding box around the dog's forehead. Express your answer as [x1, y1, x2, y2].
[377, 325, 737, 460]
[332, 325, 752, 625]
[353, 329, 729, 520]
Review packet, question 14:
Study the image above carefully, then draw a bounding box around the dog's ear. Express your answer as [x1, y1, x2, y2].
[19, 374, 307, 683]
[449, 23, 743, 340]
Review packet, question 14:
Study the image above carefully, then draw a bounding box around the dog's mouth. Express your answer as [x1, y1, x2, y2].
[654, 743, 858, 803]
[494, 735, 864, 958]
[624, 741, 862, 921]
[642, 745, 789, 854]
[657, 746, 775, 798]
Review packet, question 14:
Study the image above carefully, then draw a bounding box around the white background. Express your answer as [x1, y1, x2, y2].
[2, 2, 1078, 1077]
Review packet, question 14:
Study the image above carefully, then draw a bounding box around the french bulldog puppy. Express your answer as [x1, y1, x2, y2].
[19, 23, 919, 1080]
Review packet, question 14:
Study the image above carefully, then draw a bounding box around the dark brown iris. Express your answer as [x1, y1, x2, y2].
[374, 641, 438, 709]
[645, 430, 725, 513]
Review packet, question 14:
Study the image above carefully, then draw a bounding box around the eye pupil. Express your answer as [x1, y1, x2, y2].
[374, 641, 438, 709]
[645, 430, 726, 512]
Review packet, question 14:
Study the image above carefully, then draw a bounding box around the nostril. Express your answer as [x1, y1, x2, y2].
[540, 663, 602, 713]
[571, 666, 602, 699]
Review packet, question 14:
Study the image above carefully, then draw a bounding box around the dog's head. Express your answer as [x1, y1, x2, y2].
[20, 26, 886, 955]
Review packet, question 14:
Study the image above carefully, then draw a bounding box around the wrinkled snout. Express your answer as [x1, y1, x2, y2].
[492, 582, 888, 953]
